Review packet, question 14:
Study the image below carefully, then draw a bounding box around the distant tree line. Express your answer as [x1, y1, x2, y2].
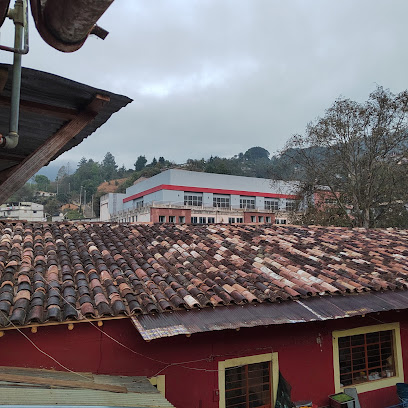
[10, 87, 408, 230]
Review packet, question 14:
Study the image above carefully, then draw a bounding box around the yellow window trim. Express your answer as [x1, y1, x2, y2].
[218, 352, 279, 408]
[148, 375, 166, 396]
[332, 322, 404, 394]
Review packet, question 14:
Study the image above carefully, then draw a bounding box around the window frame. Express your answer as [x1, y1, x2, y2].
[218, 352, 279, 408]
[332, 323, 404, 394]
[240, 197, 256, 209]
[184, 194, 203, 207]
[149, 375, 166, 396]
[285, 200, 296, 212]
[264, 199, 279, 211]
[213, 195, 231, 208]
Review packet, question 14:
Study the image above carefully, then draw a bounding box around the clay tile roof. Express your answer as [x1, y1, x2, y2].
[0, 221, 408, 328]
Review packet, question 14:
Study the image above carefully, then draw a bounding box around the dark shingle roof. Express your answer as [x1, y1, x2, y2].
[0, 222, 407, 328]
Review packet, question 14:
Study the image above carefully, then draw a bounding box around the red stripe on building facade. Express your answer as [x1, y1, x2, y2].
[123, 184, 298, 203]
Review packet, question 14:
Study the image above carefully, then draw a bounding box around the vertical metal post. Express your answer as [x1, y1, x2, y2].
[9, 0, 24, 139]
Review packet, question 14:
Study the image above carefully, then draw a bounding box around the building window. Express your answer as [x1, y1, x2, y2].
[236, 217, 243, 223]
[169, 216, 176, 223]
[191, 217, 198, 224]
[218, 353, 279, 408]
[134, 199, 144, 209]
[213, 196, 230, 208]
[208, 217, 215, 224]
[228, 217, 235, 224]
[333, 323, 404, 394]
[265, 199, 279, 211]
[199, 217, 207, 224]
[240, 197, 255, 209]
[275, 219, 287, 225]
[179, 216, 185, 224]
[258, 216, 264, 223]
[266, 216, 271, 223]
[250, 216, 256, 223]
[159, 215, 166, 223]
[285, 200, 296, 211]
[184, 194, 203, 206]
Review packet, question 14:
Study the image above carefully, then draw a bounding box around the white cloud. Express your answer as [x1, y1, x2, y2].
[5, 0, 408, 168]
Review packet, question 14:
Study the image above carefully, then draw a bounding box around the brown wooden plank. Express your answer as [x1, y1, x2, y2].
[0, 94, 110, 204]
[0, 95, 78, 120]
[0, 373, 127, 393]
[0, 366, 94, 380]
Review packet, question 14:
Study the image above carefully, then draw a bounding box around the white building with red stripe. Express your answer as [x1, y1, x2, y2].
[100, 169, 300, 224]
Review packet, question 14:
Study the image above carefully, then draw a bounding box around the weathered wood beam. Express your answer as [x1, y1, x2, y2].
[0, 373, 127, 393]
[0, 95, 78, 120]
[0, 94, 110, 204]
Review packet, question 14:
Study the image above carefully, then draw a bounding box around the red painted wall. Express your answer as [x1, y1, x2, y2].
[0, 311, 406, 408]
[313, 190, 340, 208]
[243, 211, 275, 224]
[150, 207, 192, 224]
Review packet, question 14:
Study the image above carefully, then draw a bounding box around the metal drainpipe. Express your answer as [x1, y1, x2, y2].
[0, 0, 28, 149]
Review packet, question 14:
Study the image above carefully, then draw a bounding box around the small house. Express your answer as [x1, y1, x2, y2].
[0, 222, 407, 408]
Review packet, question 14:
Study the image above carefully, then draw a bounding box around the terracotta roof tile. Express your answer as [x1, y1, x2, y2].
[0, 222, 408, 327]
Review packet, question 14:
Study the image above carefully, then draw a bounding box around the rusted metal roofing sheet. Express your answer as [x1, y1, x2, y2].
[132, 291, 408, 340]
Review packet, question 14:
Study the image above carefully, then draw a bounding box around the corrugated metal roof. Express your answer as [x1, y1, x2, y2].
[0, 368, 174, 407]
[0, 63, 132, 173]
[132, 291, 408, 340]
[0, 388, 174, 407]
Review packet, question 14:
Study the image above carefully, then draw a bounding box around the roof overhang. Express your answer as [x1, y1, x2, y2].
[131, 290, 408, 340]
[0, 63, 132, 203]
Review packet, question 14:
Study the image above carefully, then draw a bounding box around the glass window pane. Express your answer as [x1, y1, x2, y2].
[338, 330, 396, 386]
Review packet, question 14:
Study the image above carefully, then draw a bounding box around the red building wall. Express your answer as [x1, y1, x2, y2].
[243, 212, 275, 224]
[150, 207, 192, 224]
[0, 310, 406, 408]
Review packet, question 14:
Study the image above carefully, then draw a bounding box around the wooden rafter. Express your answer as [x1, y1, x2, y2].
[0, 94, 110, 204]
[0, 95, 78, 120]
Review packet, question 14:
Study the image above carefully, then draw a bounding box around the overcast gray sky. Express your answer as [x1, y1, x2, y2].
[3, 0, 408, 172]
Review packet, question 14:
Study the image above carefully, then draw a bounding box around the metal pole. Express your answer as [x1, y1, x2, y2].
[6, 0, 23, 147]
